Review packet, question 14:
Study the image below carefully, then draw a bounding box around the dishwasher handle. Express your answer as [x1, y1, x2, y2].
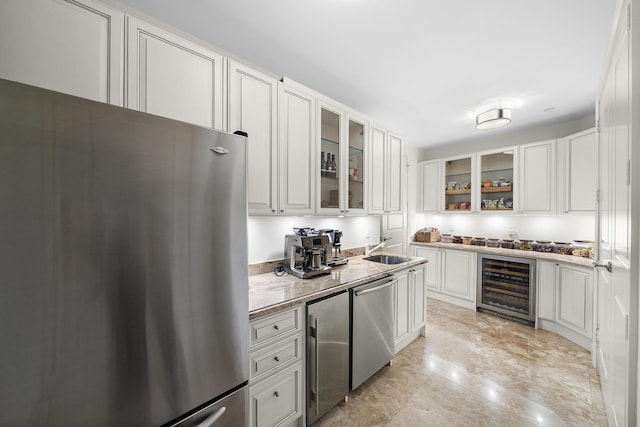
[354, 277, 396, 296]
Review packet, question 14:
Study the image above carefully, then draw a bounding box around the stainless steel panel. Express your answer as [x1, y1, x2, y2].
[351, 277, 395, 390]
[170, 386, 247, 427]
[0, 79, 248, 426]
[306, 292, 349, 425]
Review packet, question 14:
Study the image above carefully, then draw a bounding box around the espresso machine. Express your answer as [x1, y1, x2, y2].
[284, 230, 332, 279]
[319, 229, 348, 266]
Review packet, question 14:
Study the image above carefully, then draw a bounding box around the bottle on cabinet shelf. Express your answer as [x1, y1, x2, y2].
[331, 154, 337, 179]
[321, 151, 326, 177]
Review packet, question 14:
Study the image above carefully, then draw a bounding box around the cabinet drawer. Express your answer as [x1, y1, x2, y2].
[250, 334, 302, 381]
[250, 361, 303, 427]
[250, 307, 302, 348]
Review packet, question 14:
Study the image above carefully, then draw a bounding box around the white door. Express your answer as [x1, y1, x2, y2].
[0, 0, 123, 105]
[126, 17, 224, 130]
[381, 155, 408, 254]
[596, 5, 632, 425]
[228, 61, 278, 215]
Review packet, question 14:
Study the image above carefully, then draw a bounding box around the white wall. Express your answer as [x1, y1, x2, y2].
[415, 213, 595, 243]
[248, 216, 380, 263]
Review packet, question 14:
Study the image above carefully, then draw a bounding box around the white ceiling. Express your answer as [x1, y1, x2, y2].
[119, 0, 617, 148]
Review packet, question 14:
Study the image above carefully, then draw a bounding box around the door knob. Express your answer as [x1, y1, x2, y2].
[593, 261, 612, 273]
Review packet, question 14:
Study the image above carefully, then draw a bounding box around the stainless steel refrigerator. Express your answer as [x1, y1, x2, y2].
[0, 78, 249, 426]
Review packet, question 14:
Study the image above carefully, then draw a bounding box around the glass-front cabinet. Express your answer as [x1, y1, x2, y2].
[318, 103, 368, 214]
[319, 107, 341, 210]
[444, 156, 474, 212]
[347, 117, 366, 211]
[477, 149, 515, 212]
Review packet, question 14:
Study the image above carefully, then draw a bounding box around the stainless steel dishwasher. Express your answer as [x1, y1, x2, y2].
[307, 291, 349, 425]
[350, 276, 396, 390]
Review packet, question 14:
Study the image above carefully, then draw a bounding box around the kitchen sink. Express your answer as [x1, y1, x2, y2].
[363, 255, 410, 265]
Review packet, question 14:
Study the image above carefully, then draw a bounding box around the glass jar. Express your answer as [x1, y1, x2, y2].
[452, 235, 463, 244]
[472, 237, 486, 246]
[486, 238, 501, 248]
[533, 240, 553, 253]
[441, 234, 453, 243]
[462, 236, 473, 245]
[500, 239, 515, 249]
[553, 242, 572, 255]
[572, 240, 595, 258]
[518, 239, 534, 251]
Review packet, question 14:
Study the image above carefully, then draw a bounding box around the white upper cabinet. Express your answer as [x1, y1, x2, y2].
[419, 160, 440, 213]
[278, 81, 315, 215]
[125, 17, 225, 130]
[443, 155, 475, 212]
[558, 128, 597, 213]
[0, 0, 123, 105]
[369, 126, 386, 213]
[345, 114, 368, 215]
[317, 102, 369, 215]
[477, 148, 516, 213]
[228, 61, 278, 215]
[369, 127, 402, 214]
[519, 139, 557, 214]
[386, 133, 403, 213]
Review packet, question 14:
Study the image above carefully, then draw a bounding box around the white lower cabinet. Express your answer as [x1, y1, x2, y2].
[412, 246, 475, 310]
[441, 249, 476, 309]
[536, 260, 594, 350]
[414, 246, 441, 292]
[250, 361, 303, 427]
[393, 265, 427, 353]
[249, 306, 304, 427]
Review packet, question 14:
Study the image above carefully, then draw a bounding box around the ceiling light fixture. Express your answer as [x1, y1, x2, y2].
[476, 107, 511, 130]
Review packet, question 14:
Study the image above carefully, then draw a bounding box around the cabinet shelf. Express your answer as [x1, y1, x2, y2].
[446, 189, 471, 195]
[481, 185, 512, 193]
[321, 137, 339, 146]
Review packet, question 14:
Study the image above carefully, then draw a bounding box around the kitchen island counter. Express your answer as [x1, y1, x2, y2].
[249, 255, 427, 319]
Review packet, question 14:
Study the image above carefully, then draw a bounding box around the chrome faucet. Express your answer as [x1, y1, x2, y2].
[365, 241, 386, 256]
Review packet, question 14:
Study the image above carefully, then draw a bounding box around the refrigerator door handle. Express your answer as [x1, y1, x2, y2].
[197, 407, 226, 427]
[314, 316, 319, 416]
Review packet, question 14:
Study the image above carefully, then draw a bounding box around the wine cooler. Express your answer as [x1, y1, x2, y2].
[476, 254, 536, 323]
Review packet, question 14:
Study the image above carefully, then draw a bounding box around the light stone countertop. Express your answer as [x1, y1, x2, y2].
[248, 254, 428, 320]
[410, 241, 595, 267]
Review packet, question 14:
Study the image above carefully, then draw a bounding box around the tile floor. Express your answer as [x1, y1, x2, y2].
[315, 299, 607, 426]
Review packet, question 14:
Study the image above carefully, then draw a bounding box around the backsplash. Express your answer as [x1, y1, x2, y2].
[247, 216, 380, 264]
[249, 247, 366, 276]
[414, 213, 595, 243]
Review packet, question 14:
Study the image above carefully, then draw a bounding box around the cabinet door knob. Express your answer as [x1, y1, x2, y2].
[274, 356, 280, 362]
[273, 324, 279, 330]
[274, 391, 280, 397]
[280, 210, 284, 213]
[272, 209, 276, 213]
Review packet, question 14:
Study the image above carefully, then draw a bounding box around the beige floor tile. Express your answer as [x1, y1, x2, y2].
[312, 299, 607, 426]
